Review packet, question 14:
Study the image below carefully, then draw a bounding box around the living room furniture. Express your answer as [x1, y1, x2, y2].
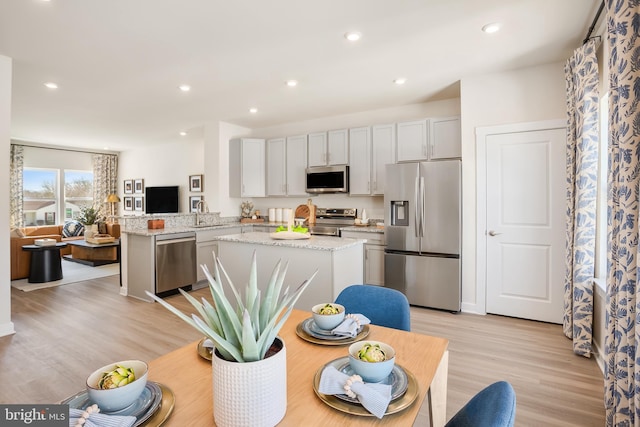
[147, 308, 449, 426]
[21, 243, 68, 283]
[10, 223, 121, 280]
[63, 239, 120, 267]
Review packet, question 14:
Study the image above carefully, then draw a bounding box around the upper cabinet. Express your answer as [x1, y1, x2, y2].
[371, 124, 396, 195]
[348, 127, 371, 195]
[308, 129, 349, 166]
[266, 135, 308, 197]
[229, 138, 265, 197]
[396, 116, 461, 162]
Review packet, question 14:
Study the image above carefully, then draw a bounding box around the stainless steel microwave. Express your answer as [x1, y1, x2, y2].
[305, 165, 349, 193]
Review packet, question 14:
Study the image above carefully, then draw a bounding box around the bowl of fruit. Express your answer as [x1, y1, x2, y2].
[312, 303, 346, 330]
[86, 360, 148, 411]
[348, 341, 395, 383]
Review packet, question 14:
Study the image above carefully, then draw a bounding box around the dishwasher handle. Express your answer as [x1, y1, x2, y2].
[156, 237, 196, 246]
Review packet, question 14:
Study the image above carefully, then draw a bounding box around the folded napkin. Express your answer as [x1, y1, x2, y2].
[69, 406, 136, 427]
[318, 366, 392, 419]
[331, 314, 371, 338]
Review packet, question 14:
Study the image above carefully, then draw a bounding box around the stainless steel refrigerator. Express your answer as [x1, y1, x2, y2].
[384, 160, 461, 311]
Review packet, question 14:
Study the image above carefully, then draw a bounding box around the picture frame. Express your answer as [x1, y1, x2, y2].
[124, 180, 133, 194]
[124, 197, 133, 211]
[134, 197, 144, 212]
[134, 179, 144, 194]
[190, 195, 203, 213]
[189, 174, 203, 192]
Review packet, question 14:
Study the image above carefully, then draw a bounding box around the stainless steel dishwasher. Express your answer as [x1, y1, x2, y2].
[155, 232, 196, 296]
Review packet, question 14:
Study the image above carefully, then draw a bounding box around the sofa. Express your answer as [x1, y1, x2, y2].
[10, 222, 121, 280]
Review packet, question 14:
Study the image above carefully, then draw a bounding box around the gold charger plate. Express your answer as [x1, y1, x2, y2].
[312, 361, 419, 417]
[295, 321, 369, 346]
[197, 337, 213, 361]
[141, 383, 175, 426]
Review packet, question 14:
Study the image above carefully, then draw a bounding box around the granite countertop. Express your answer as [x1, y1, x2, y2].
[215, 231, 366, 251]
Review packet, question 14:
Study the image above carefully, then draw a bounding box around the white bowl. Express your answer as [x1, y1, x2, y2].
[86, 360, 148, 412]
[311, 303, 345, 330]
[348, 341, 396, 383]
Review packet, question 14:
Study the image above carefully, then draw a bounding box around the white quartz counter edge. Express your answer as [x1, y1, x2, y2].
[215, 231, 366, 251]
[121, 223, 384, 237]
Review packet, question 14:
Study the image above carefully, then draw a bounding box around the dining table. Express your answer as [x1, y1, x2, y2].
[147, 308, 449, 426]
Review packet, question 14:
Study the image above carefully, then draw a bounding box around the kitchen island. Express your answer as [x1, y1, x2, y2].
[214, 232, 365, 310]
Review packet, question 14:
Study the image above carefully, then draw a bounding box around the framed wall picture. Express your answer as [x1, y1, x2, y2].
[124, 180, 133, 194]
[190, 195, 203, 213]
[189, 174, 203, 192]
[134, 197, 144, 212]
[124, 197, 133, 211]
[134, 179, 144, 194]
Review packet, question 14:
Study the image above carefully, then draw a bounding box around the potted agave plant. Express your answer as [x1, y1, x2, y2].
[76, 205, 105, 240]
[145, 251, 316, 427]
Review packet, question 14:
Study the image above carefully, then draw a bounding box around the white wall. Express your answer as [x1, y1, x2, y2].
[0, 55, 15, 337]
[460, 62, 567, 313]
[118, 138, 204, 216]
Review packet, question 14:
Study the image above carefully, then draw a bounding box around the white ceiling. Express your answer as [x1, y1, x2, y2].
[0, 0, 600, 151]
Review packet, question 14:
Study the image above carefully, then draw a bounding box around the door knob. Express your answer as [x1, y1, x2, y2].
[488, 230, 502, 236]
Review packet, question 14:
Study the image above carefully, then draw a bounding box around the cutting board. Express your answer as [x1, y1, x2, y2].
[294, 204, 310, 219]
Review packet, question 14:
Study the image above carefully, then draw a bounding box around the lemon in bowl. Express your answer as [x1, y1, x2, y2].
[311, 303, 345, 330]
[86, 359, 148, 411]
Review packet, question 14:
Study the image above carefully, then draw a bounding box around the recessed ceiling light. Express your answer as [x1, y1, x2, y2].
[482, 23, 500, 34]
[394, 78, 407, 85]
[286, 80, 298, 87]
[179, 131, 187, 136]
[178, 85, 191, 92]
[249, 108, 258, 114]
[44, 82, 58, 89]
[345, 31, 361, 42]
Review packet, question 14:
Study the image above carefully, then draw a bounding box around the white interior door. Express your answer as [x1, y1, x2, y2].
[485, 128, 565, 323]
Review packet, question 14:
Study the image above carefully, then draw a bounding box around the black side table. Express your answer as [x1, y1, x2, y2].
[22, 242, 68, 283]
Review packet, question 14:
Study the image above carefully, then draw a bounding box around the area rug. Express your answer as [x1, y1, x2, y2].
[11, 260, 120, 292]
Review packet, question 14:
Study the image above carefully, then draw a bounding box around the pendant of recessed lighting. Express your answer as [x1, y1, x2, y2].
[44, 82, 58, 89]
[178, 84, 191, 92]
[394, 78, 407, 85]
[286, 80, 298, 87]
[345, 31, 361, 42]
[482, 23, 500, 34]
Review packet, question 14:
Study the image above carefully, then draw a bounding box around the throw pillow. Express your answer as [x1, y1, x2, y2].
[62, 221, 85, 237]
[9, 228, 24, 238]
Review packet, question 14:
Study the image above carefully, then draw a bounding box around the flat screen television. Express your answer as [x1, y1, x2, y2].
[145, 186, 179, 214]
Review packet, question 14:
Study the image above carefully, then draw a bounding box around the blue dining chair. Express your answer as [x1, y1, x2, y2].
[445, 381, 516, 427]
[334, 284, 411, 331]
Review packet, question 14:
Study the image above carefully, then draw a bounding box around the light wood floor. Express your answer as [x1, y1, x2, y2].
[1, 275, 605, 426]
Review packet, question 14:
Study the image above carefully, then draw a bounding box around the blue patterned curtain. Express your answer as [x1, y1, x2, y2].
[9, 144, 24, 228]
[563, 39, 599, 358]
[92, 154, 118, 216]
[605, 0, 640, 424]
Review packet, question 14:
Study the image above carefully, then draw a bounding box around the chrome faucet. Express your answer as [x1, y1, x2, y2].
[195, 200, 209, 225]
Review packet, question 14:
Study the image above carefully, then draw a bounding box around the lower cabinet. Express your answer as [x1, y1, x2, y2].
[341, 230, 385, 286]
[196, 227, 242, 284]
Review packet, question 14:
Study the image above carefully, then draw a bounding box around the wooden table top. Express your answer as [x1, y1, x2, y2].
[148, 309, 448, 426]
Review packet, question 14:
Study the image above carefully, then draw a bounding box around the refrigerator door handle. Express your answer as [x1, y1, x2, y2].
[414, 176, 420, 237]
[420, 176, 425, 238]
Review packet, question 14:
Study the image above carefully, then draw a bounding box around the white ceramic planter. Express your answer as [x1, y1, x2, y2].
[84, 224, 98, 240]
[212, 337, 287, 427]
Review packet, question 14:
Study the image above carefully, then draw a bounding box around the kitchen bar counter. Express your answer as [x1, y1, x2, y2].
[214, 231, 366, 251]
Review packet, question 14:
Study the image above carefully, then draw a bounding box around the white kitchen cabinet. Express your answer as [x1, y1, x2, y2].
[430, 116, 461, 159]
[307, 132, 327, 167]
[229, 138, 266, 197]
[396, 119, 429, 162]
[266, 138, 286, 196]
[341, 230, 385, 286]
[286, 135, 308, 196]
[371, 124, 396, 195]
[348, 127, 371, 195]
[195, 227, 242, 284]
[266, 135, 308, 196]
[308, 130, 348, 166]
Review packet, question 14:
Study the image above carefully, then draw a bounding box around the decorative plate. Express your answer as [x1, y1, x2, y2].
[269, 231, 311, 240]
[312, 359, 419, 417]
[197, 337, 213, 361]
[332, 358, 408, 404]
[62, 382, 163, 426]
[302, 318, 359, 341]
[295, 318, 369, 346]
[141, 383, 175, 427]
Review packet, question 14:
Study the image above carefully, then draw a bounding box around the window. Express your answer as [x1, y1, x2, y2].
[22, 167, 93, 226]
[594, 92, 609, 290]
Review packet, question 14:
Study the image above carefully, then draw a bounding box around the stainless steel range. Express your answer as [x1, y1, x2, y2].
[309, 208, 357, 236]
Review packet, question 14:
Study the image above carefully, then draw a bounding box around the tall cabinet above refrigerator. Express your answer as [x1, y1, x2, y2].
[384, 160, 461, 311]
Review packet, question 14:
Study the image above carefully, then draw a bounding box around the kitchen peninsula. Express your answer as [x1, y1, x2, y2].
[212, 231, 365, 311]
